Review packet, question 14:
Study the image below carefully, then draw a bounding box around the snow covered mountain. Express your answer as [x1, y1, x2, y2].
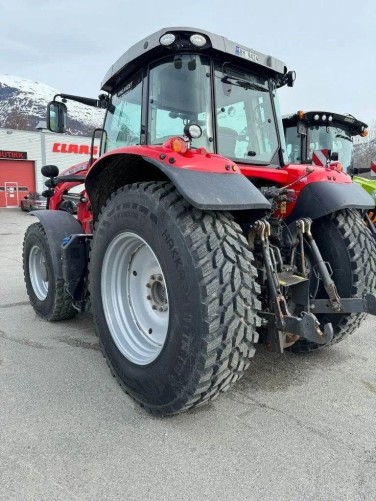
[0, 74, 105, 136]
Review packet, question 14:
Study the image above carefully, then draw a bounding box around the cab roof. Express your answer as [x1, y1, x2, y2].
[101, 27, 288, 93]
[283, 110, 368, 137]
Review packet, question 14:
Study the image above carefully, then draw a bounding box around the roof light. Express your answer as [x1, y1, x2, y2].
[160, 33, 176, 46]
[314, 114, 319, 121]
[190, 34, 206, 47]
[328, 115, 333, 122]
[322, 114, 327, 120]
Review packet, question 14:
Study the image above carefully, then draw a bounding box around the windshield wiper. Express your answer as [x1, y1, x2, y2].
[335, 134, 352, 142]
[221, 75, 268, 92]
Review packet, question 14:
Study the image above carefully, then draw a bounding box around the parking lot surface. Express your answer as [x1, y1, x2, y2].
[1, 208, 376, 501]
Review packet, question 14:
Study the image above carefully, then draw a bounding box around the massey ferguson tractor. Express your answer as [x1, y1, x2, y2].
[23, 28, 376, 415]
[283, 110, 376, 234]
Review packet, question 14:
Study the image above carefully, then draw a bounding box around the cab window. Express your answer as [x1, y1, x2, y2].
[103, 73, 142, 153]
[147, 55, 213, 150]
[214, 64, 279, 163]
[285, 126, 301, 162]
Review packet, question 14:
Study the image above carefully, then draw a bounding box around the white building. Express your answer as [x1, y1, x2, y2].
[0, 127, 100, 208]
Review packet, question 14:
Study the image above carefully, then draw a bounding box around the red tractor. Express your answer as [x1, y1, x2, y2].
[283, 110, 376, 236]
[283, 110, 369, 170]
[23, 28, 376, 415]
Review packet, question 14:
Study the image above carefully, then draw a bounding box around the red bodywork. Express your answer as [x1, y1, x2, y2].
[48, 161, 92, 233]
[49, 140, 352, 230]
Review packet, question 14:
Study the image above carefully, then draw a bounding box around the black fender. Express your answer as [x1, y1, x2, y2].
[85, 152, 271, 217]
[28, 210, 84, 279]
[144, 157, 271, 210]
[285, 181, 375, 224]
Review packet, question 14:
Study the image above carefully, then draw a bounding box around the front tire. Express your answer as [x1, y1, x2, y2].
[89, 182, 260, 415]
[291, 209, 376, 353]
[23, 223, 77, 321]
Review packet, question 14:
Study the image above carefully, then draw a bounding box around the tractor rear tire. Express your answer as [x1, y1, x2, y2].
[23, 222, 77, 321]
[291, 209, 376, 353]
[89, 181, 260, 415]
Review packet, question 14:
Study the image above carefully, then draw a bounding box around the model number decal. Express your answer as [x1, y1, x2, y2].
[235, 46, 259, 63]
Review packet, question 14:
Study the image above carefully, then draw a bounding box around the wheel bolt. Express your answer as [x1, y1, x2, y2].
[159, 307, 164, 312]
[147, 295, 151, 300]
[152, 305, 157, 310]
[146, 283, 151, 288]
[157, 275, 162, 282]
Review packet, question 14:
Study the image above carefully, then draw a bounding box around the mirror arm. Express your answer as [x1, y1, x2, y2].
[53, 93, 108, 108]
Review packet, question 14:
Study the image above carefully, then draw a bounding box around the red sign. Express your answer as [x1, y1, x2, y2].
[0, 150, 28, 160]
[52, 143, 98, 155]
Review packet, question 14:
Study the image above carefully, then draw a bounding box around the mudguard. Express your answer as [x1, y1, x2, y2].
[28, 210, 84, 278]
[285, 181, 374, 223]
[144, 157, 271, 210]
[86, 151, 272, 213]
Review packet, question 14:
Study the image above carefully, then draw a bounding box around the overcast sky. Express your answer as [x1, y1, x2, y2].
[1, 0, 375, 124]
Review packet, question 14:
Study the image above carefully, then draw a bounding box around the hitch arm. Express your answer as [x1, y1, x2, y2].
[254, 220, 288, 330]
[297, 218, 342, 312]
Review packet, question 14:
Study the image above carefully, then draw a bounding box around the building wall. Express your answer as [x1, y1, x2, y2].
[0, 128, 100, 207]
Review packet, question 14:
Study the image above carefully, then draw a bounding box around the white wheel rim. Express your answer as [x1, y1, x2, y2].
[29, 244, 49, 300]
[101, 232, 169, 365]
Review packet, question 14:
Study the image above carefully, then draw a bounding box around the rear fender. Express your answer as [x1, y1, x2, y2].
[285, 181, 374, 224]
[144, 157, 270, 210]
[85, 151, 271, 219]
[28, 210, 84, 279]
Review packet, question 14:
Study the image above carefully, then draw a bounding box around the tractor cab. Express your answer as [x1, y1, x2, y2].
[48, 28, 294, 169]
[283, 110, 368, 172]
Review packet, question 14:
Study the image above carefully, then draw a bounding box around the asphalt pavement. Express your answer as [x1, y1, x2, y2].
[1, 208, 376, 501]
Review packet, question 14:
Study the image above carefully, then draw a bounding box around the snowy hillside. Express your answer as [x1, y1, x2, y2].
[0, 74, 105, 135]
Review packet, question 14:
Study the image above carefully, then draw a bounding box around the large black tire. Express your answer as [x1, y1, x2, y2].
[291, 209, 376, 353]
[23, 222, 77, 321]
[89, 181, 260, 415]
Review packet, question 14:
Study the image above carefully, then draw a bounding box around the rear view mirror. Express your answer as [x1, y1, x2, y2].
[47, 101, 67, 133]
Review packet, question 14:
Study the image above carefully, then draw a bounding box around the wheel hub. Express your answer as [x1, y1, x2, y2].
[146, 274, 168, 312]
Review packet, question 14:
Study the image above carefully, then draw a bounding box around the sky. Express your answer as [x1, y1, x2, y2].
[1, 0, 376, 124]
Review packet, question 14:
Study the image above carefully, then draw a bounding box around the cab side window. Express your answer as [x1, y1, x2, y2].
[285, 126, 301, 162]
[103, 73, 142, 153]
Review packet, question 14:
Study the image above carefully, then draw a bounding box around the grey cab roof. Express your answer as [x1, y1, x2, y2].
[101, 27, 288, 92]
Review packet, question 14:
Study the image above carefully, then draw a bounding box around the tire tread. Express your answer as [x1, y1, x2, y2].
[93, 181, 260, 415]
